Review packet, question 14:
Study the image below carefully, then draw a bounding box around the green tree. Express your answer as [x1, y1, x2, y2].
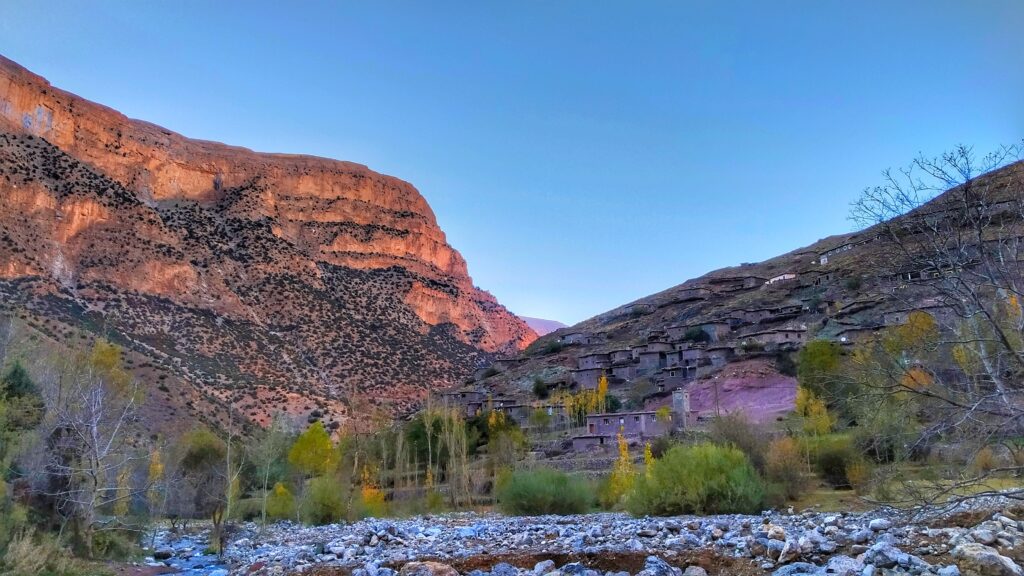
[288, 421, 337, 478]
[797, 340, 842, 398]
[1, 361, 37, 398]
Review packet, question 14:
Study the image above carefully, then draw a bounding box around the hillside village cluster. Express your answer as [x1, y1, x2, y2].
[439, 233, 959, 452]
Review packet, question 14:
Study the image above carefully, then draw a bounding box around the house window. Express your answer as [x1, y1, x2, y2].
[634, 416, 640, 423]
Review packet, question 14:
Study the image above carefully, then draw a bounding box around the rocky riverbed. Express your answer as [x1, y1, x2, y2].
[142, 496, 1024, 576]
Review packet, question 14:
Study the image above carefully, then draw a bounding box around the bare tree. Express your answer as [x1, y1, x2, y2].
[42, 362, 145, 556]
[849, 142, 1024, 505]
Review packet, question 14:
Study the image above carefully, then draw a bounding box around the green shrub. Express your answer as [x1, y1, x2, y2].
[532, 378, 549, 399]
[91, 528, 137, 561]
[301, 477, 345, 524]
[1, 529, 80, 575]
[266, 482, 296, 520]
[626, 443, 766, 516]
[709, 412, 768, 472]
[803, 434, 857, 489]
[496, 468, 591, 515]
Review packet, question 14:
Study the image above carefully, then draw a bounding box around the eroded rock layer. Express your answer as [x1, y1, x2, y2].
[0, 55, 535, 430]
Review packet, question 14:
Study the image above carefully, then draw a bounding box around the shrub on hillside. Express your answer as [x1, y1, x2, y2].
[626, 443, 766, 516]
[496, 468, 591, 515]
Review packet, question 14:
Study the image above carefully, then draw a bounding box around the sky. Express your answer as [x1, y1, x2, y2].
[2, 2, 1022, 325]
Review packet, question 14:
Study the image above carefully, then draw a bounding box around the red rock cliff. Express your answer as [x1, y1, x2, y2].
[0, 55, 535, 428]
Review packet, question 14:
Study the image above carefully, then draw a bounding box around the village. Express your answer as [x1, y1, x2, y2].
[435, 233, 961, 455]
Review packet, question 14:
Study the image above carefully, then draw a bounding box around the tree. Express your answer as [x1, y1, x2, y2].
[1, 361, 37, 398]
[178, 428, 228, 552]
[287, 421, 337, 478]
[849, 143, 1024, 503]
[42, 339, 145, 557]
[251, 413, 293, 528]
[797, 340, 842, 398]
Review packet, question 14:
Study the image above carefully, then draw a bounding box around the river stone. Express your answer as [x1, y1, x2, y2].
[682, 567, 707, 576]
[637, 555, 682, 576]
[534, 560, 556, 575]
[399, 561, 461, 576]
[869, 519, 892, 532]
[951, 543, 1023, 576]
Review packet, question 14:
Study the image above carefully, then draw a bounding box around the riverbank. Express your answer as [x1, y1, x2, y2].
[143, 494, 1024, 576]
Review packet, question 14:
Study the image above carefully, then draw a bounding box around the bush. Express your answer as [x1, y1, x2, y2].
[709, 412, 768, 472]
[626, 443, 766, 516]
[266, 482, 295, 520]
[765, 437, 808, 500]
[845, 459, 872, 494]
[1, 529, 78, 575]
[532, 378, 549, 399]
[91, 528, 137, 561]
[496, 468, 591, 515]
[301, 477, 345, 525]
[804, 435, 857, 489]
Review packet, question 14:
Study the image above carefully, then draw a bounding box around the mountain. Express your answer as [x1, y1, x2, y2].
[0, 56, 536, 433]
[519, 316, 567, 337]
[468, 160, 1024, 424]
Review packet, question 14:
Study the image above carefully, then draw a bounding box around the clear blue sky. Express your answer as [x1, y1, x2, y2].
[2, 2, 1022, 324]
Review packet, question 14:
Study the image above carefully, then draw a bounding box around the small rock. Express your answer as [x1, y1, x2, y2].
[974, 530, 999, 546]
[534, 560, 556, 575]
[682, 567, 707, 576]
[868, 519, 892, 532]
[768, 525, 787, 541]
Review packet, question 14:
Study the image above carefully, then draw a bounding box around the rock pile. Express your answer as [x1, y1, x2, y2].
[143, 498, 1024, 576]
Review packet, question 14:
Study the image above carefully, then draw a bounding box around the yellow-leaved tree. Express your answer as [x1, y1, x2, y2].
[288, 421, 337, 478]
[600, 431, 636, 508]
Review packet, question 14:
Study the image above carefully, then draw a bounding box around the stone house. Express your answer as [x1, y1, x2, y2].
[741, 327, 807, 348]
[438, 389, 486, 417]
[766, 273, 798, 285]
[571, 367, 607, 390]
[560, 332, 587, 345]
[611, 364, 636, 380]
[636, 350, 666, 376]
[584, 411, 669, 438]
[609, 349, 633, 364]
[577, 352, 612, 370]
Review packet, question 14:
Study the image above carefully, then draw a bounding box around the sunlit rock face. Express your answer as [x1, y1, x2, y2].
[0, 56, 535, 430]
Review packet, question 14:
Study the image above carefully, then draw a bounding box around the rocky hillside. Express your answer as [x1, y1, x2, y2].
[0, 56, 535, 432]
[470, 160, 1024, 422]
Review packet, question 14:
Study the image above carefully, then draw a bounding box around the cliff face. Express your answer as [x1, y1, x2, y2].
[0, 56, 535, 430]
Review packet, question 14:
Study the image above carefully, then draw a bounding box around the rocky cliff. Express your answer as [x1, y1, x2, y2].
[0, 55, 535, 431]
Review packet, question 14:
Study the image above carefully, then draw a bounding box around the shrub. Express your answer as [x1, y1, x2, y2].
[972, 446, 998, 474]
[808, 436, 857, 489]
[496, 468, 591, 515]
[765, 437, 808, 500]
[355, 485, 388, 519]
[301, 477, 345, 525]
[532, 378, 549, 399]
[266, 482, 295, 520]
[845, 459, 872, 494]
[91, 528, 137, 561]
[709, 412, 768, 472]
[1, 529, 78, 575]
[626, 443, 766, 516]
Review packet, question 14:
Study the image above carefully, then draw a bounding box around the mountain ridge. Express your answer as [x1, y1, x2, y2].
[0, 55, 535, 432]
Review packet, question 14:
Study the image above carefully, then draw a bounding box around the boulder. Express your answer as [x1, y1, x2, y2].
[951, 543, 1023, 576]
[637, 555, 683, 576]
